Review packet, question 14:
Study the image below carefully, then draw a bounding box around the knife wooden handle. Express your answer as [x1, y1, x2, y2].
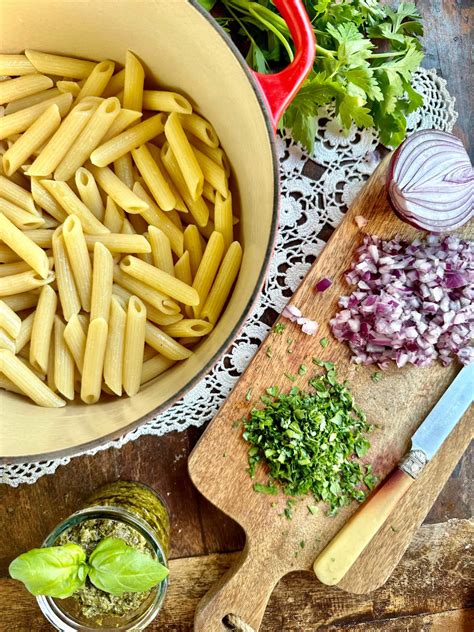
[313, 468, 414, 585]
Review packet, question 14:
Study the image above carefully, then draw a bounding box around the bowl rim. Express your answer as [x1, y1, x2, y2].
[3, 0, 280, 465]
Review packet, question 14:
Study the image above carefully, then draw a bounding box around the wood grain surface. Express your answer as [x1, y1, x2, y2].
[0, 1, 472, 630]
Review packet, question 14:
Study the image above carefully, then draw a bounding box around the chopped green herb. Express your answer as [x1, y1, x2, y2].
[245, 389, 252, 401]
[371, 371, 383, 383]
[243, 363, 375, 514]
[284, 372, 297, 382]
[273, 323, 286, 334]
[307, 505, 318, 515]
[320, 337, 328, 348]
[265, 346, 273, 358]
[287, 337, 294, 344]
[300, 540, 305, 549]
[253, 482, 278, 495]
[271, 502, 277, 509]
[298, 364, 308, 376]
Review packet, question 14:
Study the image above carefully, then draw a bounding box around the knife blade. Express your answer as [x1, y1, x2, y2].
[313, 365, 473, 586]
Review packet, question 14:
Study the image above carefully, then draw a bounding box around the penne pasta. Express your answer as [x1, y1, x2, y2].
[25, 49, 96, 79]
[174, 252, 192, 302]
[54, 96, 120, 181]
[190, 137, 229, 174]
[52, 229, 81, 321]
[202, 180, 216, 204]
[56, 81, 81, 96]
[120, 255, 199, 306]
[0, 269, 53, 296]
[192, 231, 225, 318]
[0, 259, 40, 277]
[0, 74, 53, 106]
[0, 54, 36, 76]
[75, 60, 115, 102]
[29, 284, 57, 373]
[183, 224, 203, 278]
[0, 374, 24, 395]
[80, 317, 108, 404]
[123, 51, 145, 112]
[103, 196, 124, 232]
[145, 321, 192, 361]
[63, 314, 86, 374]
[192, 144, 228, 198]
[131, 144, 175, 211]
[75, 167, 105, 221]
[0, 349, 65, 407]
[141, 354, 175, 384]
[88, 164, 148, 214]
[62, 215, 92, 311]
[27, 100, 97, 176]
[112, 283, 182, 327]
[164, 112, 203, 201]
[0, 212, 50, 278]
[178, 112, 219, 148]
[3, 291, 39, 311]
[5, 88, 61, 115]
[113, 265, 179, 315]
[214, 191, 233, 250]
[54, 316, 75, 400]
[113, 153, 134, 189]
[90, 242, 113, 321]
[103, 296, 126, 395]
[201, 241, 242, 323]
[143, 90, 192, 114]
[2, 104, 61, 176]
[102, 69, 126, 98]
[84, 232, 151, 254]
[0, 198, 44, 230]
[41, 180, 109, 235]
[100, 109, 142, 143]
[90, 112, 167, 167]
[123, 296, 146, 396]
[0, 175, 36, 214]
[149, 226, 174, 276]
[0, 328, 16, 352]
[0, 299, 21, 338]
[146, 142, 188, 213]
[15, 310, 36, 353]
[30, 177, 68, 223]
[161, 319, 213, 338]
[0, 92, 72, 140]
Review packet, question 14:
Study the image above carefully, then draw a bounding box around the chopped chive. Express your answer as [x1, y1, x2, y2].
[284, 372, 297, 382]
[371, 371, 383, 383]
[307, 505, 318, 515]
[253, 482, 278, 495]
[300, 540, 305, 548]
[320, 337, 328, 348]
[298, 364, 308, 375]
[273, 323, 286, 334]
[245, 388, 252, 401]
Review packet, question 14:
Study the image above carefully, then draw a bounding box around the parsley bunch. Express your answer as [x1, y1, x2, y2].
[201, 0, 424, 150]
[243, 361, 377, 514]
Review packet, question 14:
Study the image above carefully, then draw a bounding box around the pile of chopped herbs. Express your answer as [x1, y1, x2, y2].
[198, 0, 424, 150]
[242, 361, 377, 515]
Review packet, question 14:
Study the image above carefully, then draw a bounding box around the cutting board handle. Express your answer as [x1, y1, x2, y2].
[194, 541, 280, 632]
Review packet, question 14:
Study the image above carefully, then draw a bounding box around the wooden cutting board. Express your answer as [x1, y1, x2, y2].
[188, 155, 474, 632]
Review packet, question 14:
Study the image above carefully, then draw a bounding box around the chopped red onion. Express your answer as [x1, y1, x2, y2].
[354, 215, 368, 228]
[282, 305, 319, 336]
[282, 304, 302, 322]
[330, 235, 474, 368]
[315, 277, 332, 292]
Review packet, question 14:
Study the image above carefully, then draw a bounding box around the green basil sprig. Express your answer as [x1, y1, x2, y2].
[9, 538, 168, 598]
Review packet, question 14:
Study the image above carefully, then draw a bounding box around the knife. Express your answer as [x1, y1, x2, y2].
[313, 364, 474, 586]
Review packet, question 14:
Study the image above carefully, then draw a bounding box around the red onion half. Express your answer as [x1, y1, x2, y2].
[387, 130, 473, 232]
[331, 234, 474, 368]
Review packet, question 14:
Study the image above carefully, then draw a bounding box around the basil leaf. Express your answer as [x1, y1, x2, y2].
[89, 538, 169, 596]
[9, 544, 87, 598]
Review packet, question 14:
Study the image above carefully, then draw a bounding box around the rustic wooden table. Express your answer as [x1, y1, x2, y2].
[0, 2, 472, 630]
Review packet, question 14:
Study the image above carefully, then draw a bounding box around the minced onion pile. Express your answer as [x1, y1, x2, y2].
[331, 234, 474, 368]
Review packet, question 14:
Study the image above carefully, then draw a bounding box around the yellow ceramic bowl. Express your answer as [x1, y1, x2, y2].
[0, 0, 314, 461]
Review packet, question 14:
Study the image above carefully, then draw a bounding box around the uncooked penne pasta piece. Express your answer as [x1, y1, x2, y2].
[90, 242, 113, 321]
[0, 374, 24, 395]
[183, 224, 203, 278]
[15, 310, 35, 353]
[113, 153, 134, 189]
[103, 196, 124, 232]
[41, 180, 109, 235]
[0, 92, 72, 140]
[192, 231, 225, 318]
[0, 269, 53, 296]
[52, 229, 81, 322]
[148, 226, 174, 276]
[0, 198, 44, 230]
[190, 137, 228, 172]
[30, 177, 68, 223]
[0, 260, 36, 277]
[63, 314, 86, 374]
[2, 104, 61, 176]
[21, 229, 54, 248]
[62, 215, 92, 311]
[0, 54, 36, 76]
[202, 180, 216, 204]
[0, 299, 21, 338]
[131, 144, 175, 211]
[90, 112, 166, 167]
[146, 142, 188, 213]
[84, 233, 151, 254]
[140, 354, 175, 384]
[56, 81, 81, 96]
[54, 96, 120, 181]
[0, 245, 20, 264]
[161, 142, 208, 226]
[161, 319, 213, 338]
[192, 145, 228, 198]
[214, 191, 233, 250]
[164, 112, 203, 201]
[0, 212, 50, 278]
[0, 74, 53, 105]
[133, 182, 184, 256]
[0, 328, 16, 352]
[75, 167, 105, 221]
[0, 175, 36, 214]
[54, 316, 75, 400]
[113, 266, 179, 315]
[75, 60, 115, 102]
[103, 296, 126, 395]
[143, 90, 192, 114]
[0, 349, 65, 407]
[5, 87, 61, 115]
[80, 317, 108, 404]
[3, 291, 39, 311]
[112, 283, 182, 326]
[102, 69, 125, 98]
[123, 51, 145, 112]
[29, 284, 57, 373]
[145, 321, 192, 360]
[100, 109, 142, 143]
[120, 255, 199, 306]
[27, 100, 97, 177]
[178, 112, 219, 148]
[88, 164, 148, 214]
[123, 296, 146, 396]
[201, 241, 242, 323]
[25, 50, 96, 79]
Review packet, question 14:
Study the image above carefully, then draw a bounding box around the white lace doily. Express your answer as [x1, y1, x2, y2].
[1, 68, 458, 487]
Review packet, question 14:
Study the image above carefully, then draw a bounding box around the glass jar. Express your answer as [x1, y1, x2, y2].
[37, 482, 170, 631]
